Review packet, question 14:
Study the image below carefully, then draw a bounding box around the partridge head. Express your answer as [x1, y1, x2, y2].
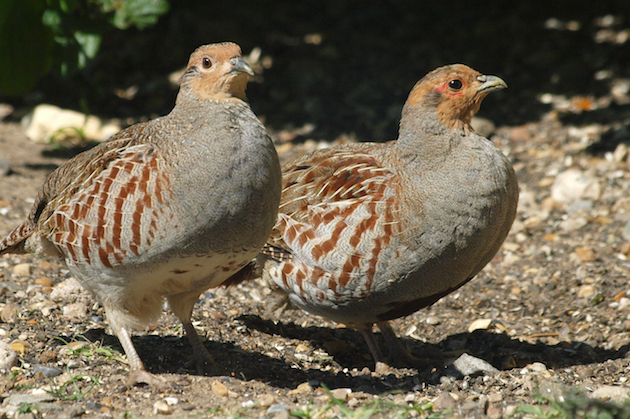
[0, 42, 282, 386]
[260, 64, 517, 372]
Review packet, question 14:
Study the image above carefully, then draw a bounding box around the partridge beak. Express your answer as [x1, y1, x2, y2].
[228, 57, 255, 76]
[477, 75, 507, 93]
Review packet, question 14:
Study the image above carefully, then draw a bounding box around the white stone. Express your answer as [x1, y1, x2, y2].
[591, 385, 630, 403]
[22, 104, 120, 144]
[50, 278, 85, 302]
[468, 319, 493, 333]
[0, 340, 17, 370]
[551, 169, 601, 206]
[62, 302, 87, 321]
[12, 263, 31, 276]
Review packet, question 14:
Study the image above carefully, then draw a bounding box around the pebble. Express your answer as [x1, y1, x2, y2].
[50, 278, 85, 302]
[591, 385, 630, 403]
[153, 400, 171, 415]
[164, 397, 179, 406]
[575, 247, 596, 262]
[4, 393, 56, 406]
[468, 318, 492, 333]
[22, 104, 121, 144]
[0, 340, 18, 370]
[449, 353, 499, 377]
[34, 364, 62, 378]
[577, 285, 596, 299]
[550, 169, 601, 206]
[330, 388, 351, 401]
[9, 340, 28, 355]
[528, 362, 548, 372]
[211, 381, 229, 398]
[1, 303, 19, 323]
[288, 382, 313, 395]
[34, 277, 53, 289]
[426, 316, 441, 325]
[257, 394, 276, 407]
[433, 392, 458, 410]
[62, 302, 88, 321]
[487, 392, 502, 403]
[295, 343, 310, 353]
[12, 263, 31, 276]
[267, 404, 290, 414]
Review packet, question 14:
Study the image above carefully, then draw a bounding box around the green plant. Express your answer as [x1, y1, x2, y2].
[46, 369, 100, 401]
[0, 0, 169, 95]
[55, 335, 127, 364]
[17, 402, 37, 415]
[291, 385, 442, 419]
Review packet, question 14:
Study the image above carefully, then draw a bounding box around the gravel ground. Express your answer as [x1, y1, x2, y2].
[1, 3, 630, 418]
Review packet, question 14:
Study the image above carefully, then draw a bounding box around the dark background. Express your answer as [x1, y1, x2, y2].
[6, 1, 630, 142]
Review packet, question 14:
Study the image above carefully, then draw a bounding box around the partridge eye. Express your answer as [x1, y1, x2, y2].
[202, 57, 212, 69]
[448, 79, 463, 90]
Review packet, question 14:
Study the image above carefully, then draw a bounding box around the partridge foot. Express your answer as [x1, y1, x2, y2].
[183, 320, 222, 375]
[377, 321, 432, 369]
[127, 370, 166, 388]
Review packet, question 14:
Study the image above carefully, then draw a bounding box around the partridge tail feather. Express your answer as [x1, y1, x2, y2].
[0, 222, 34, 254]
[260, 243, 293, 262]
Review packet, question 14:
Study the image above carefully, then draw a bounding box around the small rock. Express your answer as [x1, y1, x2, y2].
[566, 199, 593, 213]
[267, 404, 290, 414]
[288, 382, 313, 395]
[426, 316, 441, 325]
[575, 247, 596, 262]
[577, 285, 596, 299]
[4, 393, 56, 406]
[487, 405, 502, 419]
[34, 277, 54, 289]
[433, 392, 458, 410]
[164, 397, 178, 406]
[22, 104, 121, 144]
[0, 340, 17, 370]
[295, 343, 310, 353]
[62, 302, 87, 321]
[257, 394, 275, 407]
[487, 392, 502, 403]
[9, 340, 28, 355]
[50, 278, 85, 302]
[330, 388, 350, 401]
[468, 319, 493, 333]
[1, 303, 19, 323]
[153, 400, 171, 415]
[449, 353, 499, 377]
[591, 385, 630, 403]
[551, 169, 601, 206]
[211, 381, 229, 398]
[12, 263, 31, 276]
[613, 143, 629, 162]
[528, 362, 548, 372]
[34, 364, 62, 378]
[559, 216, 588, 232]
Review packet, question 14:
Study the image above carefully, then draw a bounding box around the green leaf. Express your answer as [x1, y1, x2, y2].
[0, 0, 55, 95]
[99, 0, 169, 30]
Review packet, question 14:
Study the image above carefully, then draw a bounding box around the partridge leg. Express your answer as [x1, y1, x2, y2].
[167, 293, 217, 375]
[113, 325, 164, 387]
[357, 324, 392, 375]
[377, 321, 428, 369]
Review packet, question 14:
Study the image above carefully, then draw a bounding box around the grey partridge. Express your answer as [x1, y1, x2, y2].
[0, 42, 282, 386]
[259, 64, 518, 371]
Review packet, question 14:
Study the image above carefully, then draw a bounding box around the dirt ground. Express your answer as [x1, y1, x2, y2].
[1, 2, 630, 418]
